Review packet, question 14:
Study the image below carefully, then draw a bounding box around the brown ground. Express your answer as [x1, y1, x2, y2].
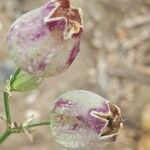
[0, 0, 150, 150]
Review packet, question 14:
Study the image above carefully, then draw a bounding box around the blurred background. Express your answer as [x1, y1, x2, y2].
[0, 0, 150, 150]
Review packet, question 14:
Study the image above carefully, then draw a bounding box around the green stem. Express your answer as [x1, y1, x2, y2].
[25, 121, 50, 129]
[0, 130, 11, 144]
[3, 91, 11, 124]
[0, 68, 50, 144]
[10, 68, 21, 86]
[0, 121, 51, 144]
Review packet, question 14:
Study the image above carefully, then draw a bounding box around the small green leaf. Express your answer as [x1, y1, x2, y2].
[10, 70, 43, 92]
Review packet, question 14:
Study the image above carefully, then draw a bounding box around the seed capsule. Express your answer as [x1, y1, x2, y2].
[50, 90, 123, 149]
[8, 0, 83, 77]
